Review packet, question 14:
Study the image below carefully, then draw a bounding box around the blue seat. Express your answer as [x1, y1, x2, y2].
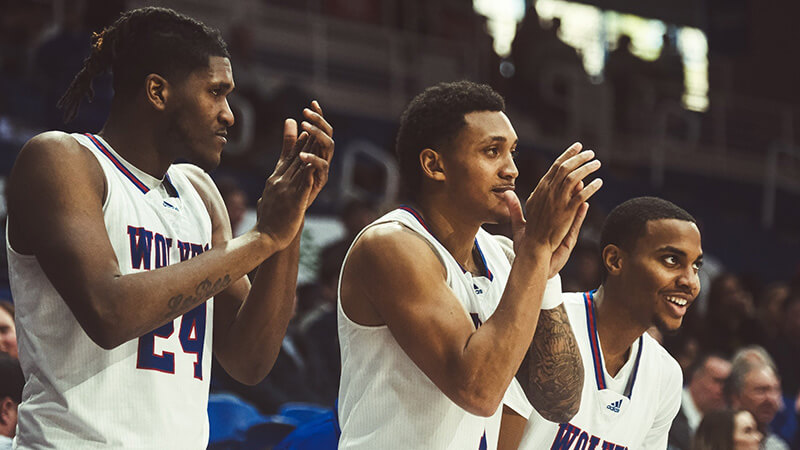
[207, 393, 269, 444]
[277, 402, 331, 424]
[241, 415, 300, 449]
[274, 409, 340, 450]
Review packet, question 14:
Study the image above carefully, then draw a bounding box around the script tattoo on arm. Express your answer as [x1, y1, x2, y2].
[517, 304, 583, 423]
[164, 274, 231, 319]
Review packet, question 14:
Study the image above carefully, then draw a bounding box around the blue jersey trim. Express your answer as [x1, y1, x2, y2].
[84, 133, 149, 194]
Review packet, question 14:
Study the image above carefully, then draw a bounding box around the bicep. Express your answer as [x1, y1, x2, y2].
[7, 134, 123, 321]
[342, 226, 477, 394]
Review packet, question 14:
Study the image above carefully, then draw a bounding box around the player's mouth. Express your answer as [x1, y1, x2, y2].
[664, 294, 692, 317]
[215, 131, 228, 145]
[491, 185, 515, 196]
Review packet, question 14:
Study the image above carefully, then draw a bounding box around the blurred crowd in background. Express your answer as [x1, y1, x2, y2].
[0, 0, 798, 448]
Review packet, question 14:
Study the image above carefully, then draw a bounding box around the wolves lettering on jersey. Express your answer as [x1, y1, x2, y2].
[550, 423, 628, 450]
[128, 224, 211, 379]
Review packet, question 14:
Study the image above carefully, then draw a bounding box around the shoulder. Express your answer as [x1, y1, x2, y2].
[11, 131, 103, 192]
[346, 221, 445, 279]
[173, 163, 225, 217]
[489, 233, 515, 265]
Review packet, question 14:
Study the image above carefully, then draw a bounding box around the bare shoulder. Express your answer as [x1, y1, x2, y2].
[14, 131, 97, 170]
[173, 163, 229, 233]
[348, 221, 443, 272]
[340, 221, 446, 325]
[7, 131, 106, 253]
[9, 130, 104, 199]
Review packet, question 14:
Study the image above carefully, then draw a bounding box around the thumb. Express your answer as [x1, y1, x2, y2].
[503, 190, 525, 235]
[281, 119, 298, 159]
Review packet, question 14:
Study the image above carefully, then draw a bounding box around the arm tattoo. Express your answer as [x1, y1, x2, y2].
[164, 275, 231, 319]
[517, 304, 583, 423]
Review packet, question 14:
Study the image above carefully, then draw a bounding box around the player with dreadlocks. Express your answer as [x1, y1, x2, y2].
[6, 7, 334, 448]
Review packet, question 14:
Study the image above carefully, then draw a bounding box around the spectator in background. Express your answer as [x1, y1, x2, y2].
[670, 354, 732, 450]
[0, 353, 24, 450]
[605, 34, 651, 134]
[0, 302, 16, 360]
[726, 347, 789, 450]
[698, 273, 759, 357]
[768, 292, 800, 399]
[216, 176, 250, 237]
[691, 409, 763, 450]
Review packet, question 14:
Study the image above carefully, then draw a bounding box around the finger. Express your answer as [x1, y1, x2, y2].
[303, 108, 333, 138]
[284, 153, 305, 180]
[503, 190, 526, 235]
[297, 152, 329, 175]
[571, 178, 603, 205]
[281, 119, 298, 159]
[572, 180, 585, 196]
[301, 121, 335, 160]
[543, 142, 582, 178]
[311, 100, 323, 116]
[562, 202, 589, 251]
[559, 158, 601, 193]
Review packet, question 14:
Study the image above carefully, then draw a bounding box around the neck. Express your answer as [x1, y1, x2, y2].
[413, 197, 482, 270]
[594, 285, 649, 376]
[99, 106, 172, 178]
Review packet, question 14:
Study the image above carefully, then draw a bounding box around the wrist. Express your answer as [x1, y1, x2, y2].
[541, 274, 563, 310]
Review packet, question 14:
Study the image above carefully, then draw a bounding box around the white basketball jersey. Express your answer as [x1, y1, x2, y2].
[519, 291, 682, 450]
[337, 206, 532, 450]
[8, 133, 214, 449]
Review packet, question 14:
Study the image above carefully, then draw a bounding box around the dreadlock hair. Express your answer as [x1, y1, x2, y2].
[395, 80, 505, 202]
[57, 7, 229, 123]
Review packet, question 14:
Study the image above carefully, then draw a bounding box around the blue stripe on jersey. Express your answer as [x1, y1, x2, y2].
[583, 291, 607, 390]
[584, 291, 645, 399]
[473, 239, 493, 281]
[164, 174, 180, 198]
[84, 133, 150, 194]
[623, 336, 644, 399]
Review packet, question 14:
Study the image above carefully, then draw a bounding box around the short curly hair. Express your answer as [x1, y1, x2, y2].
[395, 81, 505, 201]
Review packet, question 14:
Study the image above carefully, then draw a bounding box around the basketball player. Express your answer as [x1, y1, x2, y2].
[517, 197, 703, 449]
[5, 7, 333, 448]
[337, 81, 602, 449]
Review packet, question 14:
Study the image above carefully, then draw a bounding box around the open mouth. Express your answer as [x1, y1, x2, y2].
[665, 296, 688, 307]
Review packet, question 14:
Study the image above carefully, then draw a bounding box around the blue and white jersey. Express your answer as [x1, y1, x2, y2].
[337, 206, 533, 450]
[8, 133, 214, 449]
[519, 291, 682, 450]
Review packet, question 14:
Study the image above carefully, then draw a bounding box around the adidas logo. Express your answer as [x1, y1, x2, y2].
[606, 399, 622, 413]
[163, 201, 178, 211]
[473, 284, 483, 294]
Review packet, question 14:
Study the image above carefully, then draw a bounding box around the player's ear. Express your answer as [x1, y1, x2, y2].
[602, 244, 623, 276]
[144, 74, 169, 111]
[420, 148, 446, 182]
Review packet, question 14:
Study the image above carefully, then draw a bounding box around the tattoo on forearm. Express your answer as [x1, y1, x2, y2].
[518, 304, 583, 423]
[164, 275, 231, 318]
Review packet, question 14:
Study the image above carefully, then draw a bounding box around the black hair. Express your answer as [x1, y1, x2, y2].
[395, 80, 505, 201]
[58, 6, 229, 123]
[692, 409, 736, 450]
[686, 353, 728, 384]
[0, 353, 23, 404]
[599, 196, 696, 279]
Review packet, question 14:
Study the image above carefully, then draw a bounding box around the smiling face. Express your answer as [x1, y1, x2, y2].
[607, 218, 703, 333]
[164, 56, 235, 170]
[437, 110, 519, 223]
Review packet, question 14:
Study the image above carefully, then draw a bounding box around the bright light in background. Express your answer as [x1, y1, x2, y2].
[536, 0, 708, 111]
[473, 0, 526, 57]
[476, 0, 709, 111]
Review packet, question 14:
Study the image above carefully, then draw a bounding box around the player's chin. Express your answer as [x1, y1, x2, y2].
[653, 315, 683, 337]
[485, 205, 511, 224]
